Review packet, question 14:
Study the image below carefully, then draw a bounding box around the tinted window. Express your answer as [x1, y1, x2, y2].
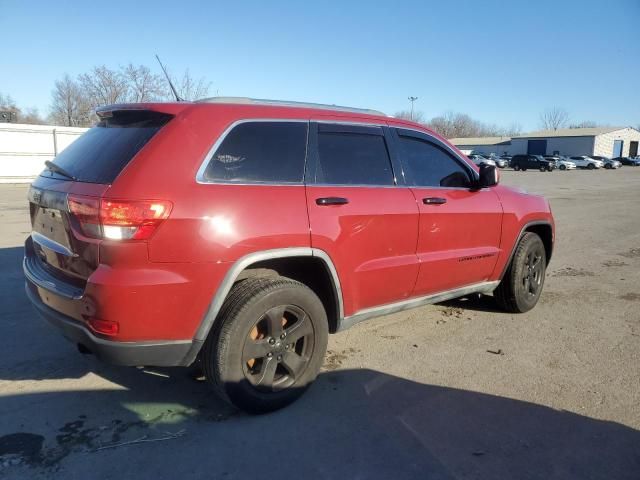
[316, 130, 394, 185]
[43, 110, 172, 184]
[204, 122, 307, 183]
[397, 135, 470, 188]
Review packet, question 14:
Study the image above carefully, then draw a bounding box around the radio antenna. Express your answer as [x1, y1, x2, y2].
[155, 54, 183, 102]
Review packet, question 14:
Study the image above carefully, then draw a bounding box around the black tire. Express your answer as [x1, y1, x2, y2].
[605, 164, 611, 169]
[513, 164, 521, 171]
[201, 276, 328, 414]
[494, 232, 547, 313]
[587, 163, 595, 170]
[539, 166, 546, 172]
[559, 164, 566, 171]
[522, 168, 527, 171]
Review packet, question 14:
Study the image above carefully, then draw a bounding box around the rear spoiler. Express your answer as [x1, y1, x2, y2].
[95, 103, 190, 118]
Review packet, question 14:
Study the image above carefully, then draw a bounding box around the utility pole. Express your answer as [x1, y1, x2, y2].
[408, 96, 418, 120]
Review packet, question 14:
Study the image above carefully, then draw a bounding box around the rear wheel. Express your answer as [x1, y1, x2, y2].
[201, 277, 328, 414]
[494, 232, 547, 313]
[513, 164, 521, 171]
[539, 166, 546, 172]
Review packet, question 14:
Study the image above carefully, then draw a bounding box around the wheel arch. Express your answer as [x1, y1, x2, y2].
[499, 221, 554, 280]
[184, 248, 344, 364]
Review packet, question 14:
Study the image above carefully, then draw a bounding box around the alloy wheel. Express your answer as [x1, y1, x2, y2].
[242, 305, 314, 392]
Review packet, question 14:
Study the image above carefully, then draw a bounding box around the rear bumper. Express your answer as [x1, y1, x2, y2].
[25, 281, 198, 366]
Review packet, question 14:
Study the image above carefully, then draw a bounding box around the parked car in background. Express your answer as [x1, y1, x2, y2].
[510, 154, 555, 172]
[494, 156, 508, 168]
[468, 154, 496, 167]
[23, 97, 555, 413]
[614, 156, 640, 166]
[568, 156, 604, 169]
[591, 156, 621, 169]
[544, 155, 576, 170]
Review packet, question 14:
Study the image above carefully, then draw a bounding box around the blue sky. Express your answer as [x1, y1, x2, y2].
[1, 0, 639, 130]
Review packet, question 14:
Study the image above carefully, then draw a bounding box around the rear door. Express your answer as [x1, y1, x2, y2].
[305, 122, 420, 316]
[390, 128, 503, 295]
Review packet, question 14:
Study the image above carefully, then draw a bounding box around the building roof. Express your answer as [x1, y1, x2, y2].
[449, 136, 512, 146]
[513, 127, 626, 138]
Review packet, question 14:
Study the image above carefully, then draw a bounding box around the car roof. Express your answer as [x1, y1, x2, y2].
[95, 98, 454, 147]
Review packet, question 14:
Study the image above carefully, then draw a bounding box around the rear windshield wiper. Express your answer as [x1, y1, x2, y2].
[44, 161, 78, 181]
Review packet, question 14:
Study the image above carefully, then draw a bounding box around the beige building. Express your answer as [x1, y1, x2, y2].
[450, 127, 640, 158]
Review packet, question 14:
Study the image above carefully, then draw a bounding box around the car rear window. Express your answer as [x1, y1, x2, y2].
[202, 121, 308, 183]
[42, 110, 172, 184]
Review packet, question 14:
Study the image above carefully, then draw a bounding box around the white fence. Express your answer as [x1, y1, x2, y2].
[0, 123, 88, 183]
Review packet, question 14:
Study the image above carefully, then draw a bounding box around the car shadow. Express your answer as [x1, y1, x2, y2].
[437, 293, 506, 314]
[2, 246, 639, 478]
[1, 365, 639, 479]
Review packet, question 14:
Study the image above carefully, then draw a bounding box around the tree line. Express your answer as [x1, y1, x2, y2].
[395, 106, 616, 139]
[1, 73, 632, 135]
[0, 63, 212, 127]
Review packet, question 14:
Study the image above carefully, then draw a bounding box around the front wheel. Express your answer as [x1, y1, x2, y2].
[559, 164, 567, 170]
[201, 276, 328, 414]
[494, 232, 547, 313]
[587, 163, 595, 170]
[513, 164, 521, 171]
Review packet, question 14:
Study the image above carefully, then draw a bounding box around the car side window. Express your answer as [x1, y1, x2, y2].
[203, 121, 307, 183]
[315, 127, 394, 185]
[396, 134, 470, 188]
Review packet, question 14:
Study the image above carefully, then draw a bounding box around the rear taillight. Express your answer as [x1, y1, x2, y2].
[86, 317, 119, 336]
[68, 194, 172, 241]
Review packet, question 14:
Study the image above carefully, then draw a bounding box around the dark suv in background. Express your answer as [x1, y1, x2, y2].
[510, 154, 555, 172]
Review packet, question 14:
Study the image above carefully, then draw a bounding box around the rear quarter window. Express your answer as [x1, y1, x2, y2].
[202, 121, 308, 183]
[42, 110, 172, 184]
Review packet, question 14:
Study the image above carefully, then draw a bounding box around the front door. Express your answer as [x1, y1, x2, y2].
[390, 128, 503, 295]
[305, 122, 420, 316]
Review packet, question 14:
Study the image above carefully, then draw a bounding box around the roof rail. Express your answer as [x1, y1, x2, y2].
[195, 96, 387, 117]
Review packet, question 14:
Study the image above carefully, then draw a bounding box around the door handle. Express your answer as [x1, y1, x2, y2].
[423, 197, 447, 205]
[316, 197, 349, 206]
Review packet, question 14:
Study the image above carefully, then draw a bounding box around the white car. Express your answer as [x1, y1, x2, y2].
[467, 154, 496, 167]
[569, 156, 604, 169]
[556, 158, 577, 170]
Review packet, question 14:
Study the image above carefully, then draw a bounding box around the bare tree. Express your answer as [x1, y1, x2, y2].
[540, 107, 569, 131]
[0, 93, 19, 122]
[168, 69, 212, 101]
[79, 66, 130, 107]
[394, 110, 425, 123]
[123, 64, 165, 102]
[503, 122, 523, 136]
[0, 92, 17, 109]
[19, 107, 47, 125]
[50, 75, 93, 127]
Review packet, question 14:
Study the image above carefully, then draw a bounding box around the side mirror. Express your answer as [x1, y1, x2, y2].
[477, 163, 499, 188]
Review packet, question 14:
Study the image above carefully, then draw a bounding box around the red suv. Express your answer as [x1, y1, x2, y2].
[24, 98, 554, 412]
